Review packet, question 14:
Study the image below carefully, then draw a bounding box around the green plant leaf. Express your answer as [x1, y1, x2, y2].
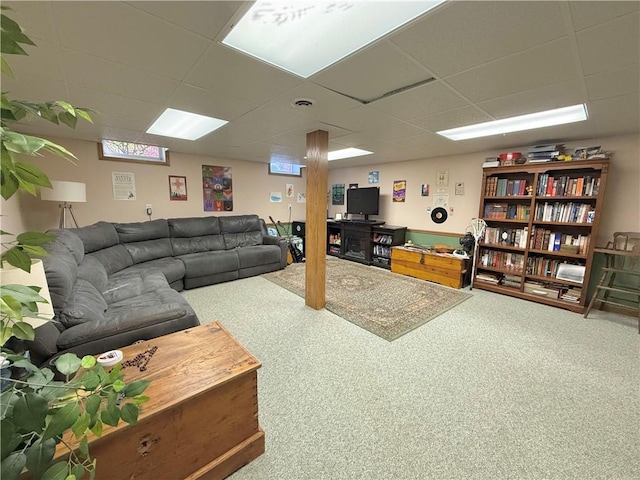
[71, 412, 90, 438]
[0, 168, 19, 200]
[14, 160, 52, 187]
[16, 231, 54, 246]
[132, 394, 150, 405]
[0, 55, 14, 78]
[0, 295, 22, 321]
[58, 111, 77, 129]
[11, 320, 34, 340]
[76, 109, 93, 124]
[0, 451, 27, 480]
[0, 246, 31, 270]
[100, 403, 120, 427]
[84, 394, 101, 419]
[55, 353, 82, 376]
[25, 437, 56, 479]
[0, 420, 21, 461]
[78, 436, 89, 458]
[119, 403, 140, 425]
[112, 379, 125, 393]
[0, 324, 12, 345]
[124, 379, 150, 398]
[80, 355, 96, 369]
[79, 370, 100, 390]
[90, 418, 103, 437]
[0, 284, 44, 302]
[71, 462, 85, 479]
[43, 402, 79, 441]
[13, 392, 47, 433]
[41, 461, 68, 480]
[21, 244, 48, 257]
[2, 131, 46, 154]
[41, 138, 78, 162]
[54, 100, 75, 115]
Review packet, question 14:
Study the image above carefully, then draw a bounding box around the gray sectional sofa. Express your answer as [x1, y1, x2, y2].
[27, 215, 287, 366]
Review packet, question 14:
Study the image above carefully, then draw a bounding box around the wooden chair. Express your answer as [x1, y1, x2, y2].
[584, 232, 640, 329]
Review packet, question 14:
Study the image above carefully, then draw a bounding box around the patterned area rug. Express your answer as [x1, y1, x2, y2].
[263, 257, 472, 341]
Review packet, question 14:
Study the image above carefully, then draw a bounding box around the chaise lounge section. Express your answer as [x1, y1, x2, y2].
[27, 215, 287, 366]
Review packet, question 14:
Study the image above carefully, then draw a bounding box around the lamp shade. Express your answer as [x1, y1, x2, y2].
[0, 259, 54, 328]
[40, 180, 87, 203]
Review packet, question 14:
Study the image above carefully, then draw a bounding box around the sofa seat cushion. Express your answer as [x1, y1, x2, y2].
[236, 245, 282, 268]
[112, 258, 186, 286]
[60, 279, 108, 328]
[179, 250, 239, 278]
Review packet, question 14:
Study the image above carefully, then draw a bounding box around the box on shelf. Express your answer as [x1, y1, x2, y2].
[524, 282, 560, 298]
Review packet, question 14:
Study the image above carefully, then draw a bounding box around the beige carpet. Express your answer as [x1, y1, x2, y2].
[263, 256, 472, 341]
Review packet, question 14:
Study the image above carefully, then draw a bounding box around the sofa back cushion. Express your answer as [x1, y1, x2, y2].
[88, 245, 134, 275]
[42, 252, 78, 321]
[72, 222, 119, 253]
[219, 215, 263, 249]
[114, 219, 173, 265]
[168, 217, 224, 255]
[60, 279, 107, 328]
[76, 255, 108, 293]
[45, 229, 85, 264]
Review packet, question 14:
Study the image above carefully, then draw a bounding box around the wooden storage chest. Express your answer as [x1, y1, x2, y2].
[391, 246, 469, 288]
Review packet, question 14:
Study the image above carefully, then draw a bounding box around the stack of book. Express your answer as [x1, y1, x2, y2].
[476, 272, 501, 284]
[501, 274, 522, 288]
[527, 144, 565, 163]
[560, 287, 582, 303]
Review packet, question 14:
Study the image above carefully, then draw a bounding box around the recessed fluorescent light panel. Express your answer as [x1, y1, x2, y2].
[328, 148, 373, 161]
[222, 1, 445, 78]
[437, 104, 589, 141]
[147, 108, 228, 140]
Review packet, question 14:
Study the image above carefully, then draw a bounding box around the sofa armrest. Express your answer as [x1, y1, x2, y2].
[263, 235, 288, 268]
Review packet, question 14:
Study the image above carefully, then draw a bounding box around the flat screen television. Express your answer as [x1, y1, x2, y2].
[346, 186, 379, 219]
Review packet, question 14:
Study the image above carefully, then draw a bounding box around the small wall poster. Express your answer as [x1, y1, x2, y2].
[297, 192, 306, 203]
[368, 171, 379, 184]
[169, 175, 187, 201]
[202, 165, 232, 211]
[393, 180, 406, 202]
[433, 193, 449, 208]
[332, 183, 345, 205]
[270, 192, 282, 202]
[286, 184, 294, 197]
[455, 182, 465, 196]
[112, 172, 136, 200]
[436, 170, 449, 186]
[421, 184, 430, 196]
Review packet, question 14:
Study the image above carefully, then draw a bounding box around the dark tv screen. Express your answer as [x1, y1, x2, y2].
[346, 187, 379, 216]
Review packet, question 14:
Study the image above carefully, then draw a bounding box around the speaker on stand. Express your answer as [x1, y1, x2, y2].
[292, 221, 306, 255]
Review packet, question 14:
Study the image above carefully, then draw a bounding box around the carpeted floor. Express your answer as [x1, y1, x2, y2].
[263, 257, 472, 341]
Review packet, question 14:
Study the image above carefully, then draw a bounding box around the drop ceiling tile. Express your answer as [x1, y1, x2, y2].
[186, 44, 302, 105]
[370, 81, 469, 121]
[576, 12, 640, 75]
[2, 75, 68, 104]
[3, 40, 65, 83]
[444, 39, 576, 103]
[478, 80, 586, 118]
[570, 1, 640, 31]
[63, 87, 161, 122]
[51, 2, 210, 81]
[127, 1, 240, 40]
[60, 51, 178, 104]
[324, 107, 426, 141]
[312, 40, 432, 102]
[170, 84, 258, 122]
[410, 106, 494, 133]
[585, 64, 640, 101]
[589, 93, 640, 136]
[4, 1, 57, 43]
[269, 82, 361, 121]
[390, 1, 566, 78]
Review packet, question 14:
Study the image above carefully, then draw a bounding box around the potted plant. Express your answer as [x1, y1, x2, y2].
[1, 7, 149, 479]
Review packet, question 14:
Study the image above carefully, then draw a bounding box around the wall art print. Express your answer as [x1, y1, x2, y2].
[168, 175, 187, 201]
[332, 183, 345, 205]
[393, 180, 406, 202]
[202, 165, 232, 211]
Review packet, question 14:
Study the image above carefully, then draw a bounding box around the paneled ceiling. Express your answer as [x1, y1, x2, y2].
[4, 1, 639, 168]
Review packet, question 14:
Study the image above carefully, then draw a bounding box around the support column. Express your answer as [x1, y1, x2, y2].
[305, 130, 328, 309]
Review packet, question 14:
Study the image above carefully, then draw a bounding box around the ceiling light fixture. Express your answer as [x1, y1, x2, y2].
[328, 148, 373, 161]
[147, 108, 228, 140]
[222, 1, 444, 78]
[437, 104, 589, 141]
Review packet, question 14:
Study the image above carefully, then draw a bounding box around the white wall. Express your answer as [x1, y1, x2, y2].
[328, 133, 640, 246]
[2, 133, 638, 249]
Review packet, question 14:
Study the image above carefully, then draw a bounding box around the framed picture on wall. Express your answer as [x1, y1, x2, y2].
[169, 175, 188, 201]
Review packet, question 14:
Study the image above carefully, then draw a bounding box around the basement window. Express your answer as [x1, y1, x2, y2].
[98, 139, 170, 165]
[268, 161, 303, 177]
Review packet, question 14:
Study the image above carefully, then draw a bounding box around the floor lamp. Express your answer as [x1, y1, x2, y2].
[40, 180, 87, 228]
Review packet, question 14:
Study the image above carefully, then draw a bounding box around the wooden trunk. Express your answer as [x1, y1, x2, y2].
[391, 246, 469, 288]
[46, 323, 264, 480]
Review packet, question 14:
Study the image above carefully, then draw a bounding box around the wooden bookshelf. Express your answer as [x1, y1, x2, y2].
[475, 159, 609, 313]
